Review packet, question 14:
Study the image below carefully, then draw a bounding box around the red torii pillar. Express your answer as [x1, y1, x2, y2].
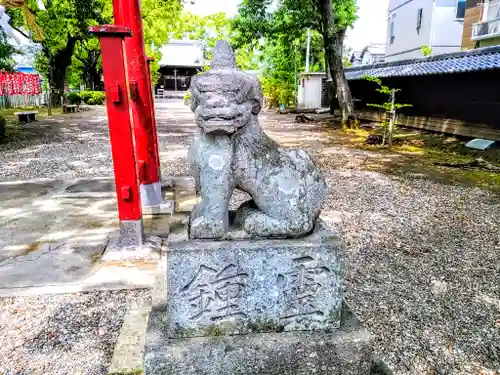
[89, 25, 144, 246]
[146, 56, 161, 175]
[113, 0, 163, 210]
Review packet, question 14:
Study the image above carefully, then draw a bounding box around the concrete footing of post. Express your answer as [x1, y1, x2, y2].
[101, 220, 162, 263]
[141, 181, 175, 215]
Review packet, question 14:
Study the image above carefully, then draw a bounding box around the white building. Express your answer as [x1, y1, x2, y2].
[472, 0, 500, 47]
[350, 44, 386, 66]
[156, 40, 204, 92]
[158, 39, 204, 68]
[385, 0, 465, 62]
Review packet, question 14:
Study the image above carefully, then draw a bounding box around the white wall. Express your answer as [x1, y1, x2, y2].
[431, 1, 464, 52]
[345, 0, 389, 50]
[385, 0, 434, 62]
[385, 0, 463, 62]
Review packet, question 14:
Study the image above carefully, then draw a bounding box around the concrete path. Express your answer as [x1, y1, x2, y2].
[0, 174, 197, 297]
[0, 177, 164, 296]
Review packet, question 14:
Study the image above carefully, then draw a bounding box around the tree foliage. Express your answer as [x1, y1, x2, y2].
[9, 0, 182, 96]
[0, 32, 18, 71]
[172, 11, 259, 71]
[233, 0, 358, 122]
[7, 0, 110, 103]
[69, 37, 102, 89]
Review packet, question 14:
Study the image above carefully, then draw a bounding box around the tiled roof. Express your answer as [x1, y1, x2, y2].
[345, 46, 500, 80]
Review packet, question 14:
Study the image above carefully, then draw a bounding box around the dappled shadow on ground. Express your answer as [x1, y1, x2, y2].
[0, 107, 114, 181]
[260, 111, 500, 374]
[0, 179, 120, 288]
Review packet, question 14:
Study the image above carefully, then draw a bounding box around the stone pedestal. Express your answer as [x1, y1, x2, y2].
[145, 304, 373, 375]
[144, 220, 374, 374]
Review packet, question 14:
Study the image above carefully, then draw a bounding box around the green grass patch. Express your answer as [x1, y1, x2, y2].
[319, 121, 500, 193]
[0, 107, 49, 141]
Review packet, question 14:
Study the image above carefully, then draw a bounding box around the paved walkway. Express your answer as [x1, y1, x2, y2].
[0, 177, 171, 296]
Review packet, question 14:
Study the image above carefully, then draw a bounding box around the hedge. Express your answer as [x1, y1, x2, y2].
[68, 91, 106, 105]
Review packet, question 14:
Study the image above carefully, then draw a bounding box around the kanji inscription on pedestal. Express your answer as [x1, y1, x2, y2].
[181, 264, 248, 321]
[278, 256, 331, 321]
[166, 221, 343, 338]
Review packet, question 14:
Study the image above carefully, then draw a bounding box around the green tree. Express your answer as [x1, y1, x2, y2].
[0, 32, 18, 71]
[233, 0, 358, 125]
[142, 0, 182, 83]
[173, 11, 259, 70]
[12, 0, 182, 102]
[10, 0, 110, 105]
[70, 37, 102, 90]
[363, 74, 412, 147]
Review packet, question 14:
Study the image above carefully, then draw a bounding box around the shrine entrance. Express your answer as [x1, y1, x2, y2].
[157, 66, 198, 92]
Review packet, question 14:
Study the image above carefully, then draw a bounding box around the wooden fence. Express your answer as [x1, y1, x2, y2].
[349, 69, 500, 140]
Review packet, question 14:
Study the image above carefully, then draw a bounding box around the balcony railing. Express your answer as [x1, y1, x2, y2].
[472, 18, 500, 40]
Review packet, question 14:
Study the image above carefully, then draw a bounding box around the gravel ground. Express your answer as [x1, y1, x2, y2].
[0, 102, 499, 374]
[0, 102, 193, 181]
[0, 289, 150, 375]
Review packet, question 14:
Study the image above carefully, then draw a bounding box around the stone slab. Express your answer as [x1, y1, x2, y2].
[144, 304, 373, 375]
[166, 220, 343, 338]
[142, 201, 175, 216]
[108, 303, 151, 375]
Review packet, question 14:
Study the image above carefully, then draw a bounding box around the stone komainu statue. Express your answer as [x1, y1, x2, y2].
[188, 40, 327, 239]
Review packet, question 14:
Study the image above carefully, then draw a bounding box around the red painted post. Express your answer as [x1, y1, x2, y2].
[89, 25, 143, 245]
[146, 56, 161, 172]
[112, 0, 163, 208]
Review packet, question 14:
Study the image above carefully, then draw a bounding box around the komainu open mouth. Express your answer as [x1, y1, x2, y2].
[199, 116, 243, 134]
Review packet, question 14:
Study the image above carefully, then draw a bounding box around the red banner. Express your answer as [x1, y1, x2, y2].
[0, 72, 42, 96]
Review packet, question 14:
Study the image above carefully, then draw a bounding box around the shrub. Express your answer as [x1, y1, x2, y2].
[183, 91, 191, 106]
[79, 91, 93, 103]
[67, 92, 82, 105]
[79, 91, 105, 105]
[261, 76, 295, 109]
[91, 91, 105, 105]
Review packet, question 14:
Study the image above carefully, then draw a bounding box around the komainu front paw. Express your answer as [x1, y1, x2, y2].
[189, 206, 228, 239]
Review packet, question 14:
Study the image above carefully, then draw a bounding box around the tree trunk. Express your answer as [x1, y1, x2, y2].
[318, 0, 357, 126]
[92, 69, 102, 90]
[331, 29, 356, 126]
[46, 37, 78, 107]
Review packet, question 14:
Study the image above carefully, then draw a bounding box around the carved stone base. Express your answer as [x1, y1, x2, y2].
[165, 220, 343, 338]
[144, 304, 374, 375]
[144, 220, 374, 374]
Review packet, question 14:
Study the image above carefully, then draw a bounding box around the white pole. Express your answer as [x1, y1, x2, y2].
[305, 28, 311, 72]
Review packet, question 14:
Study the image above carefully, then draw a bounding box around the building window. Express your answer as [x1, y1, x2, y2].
[456, 0, 466, 19]
[417, 8, 423, 34]
[389, 13, 396, 44]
